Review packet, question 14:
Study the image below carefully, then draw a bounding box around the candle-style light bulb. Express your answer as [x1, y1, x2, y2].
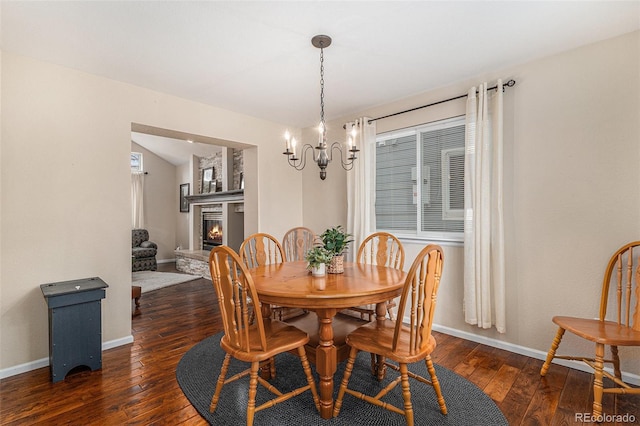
[291, 137, 297, 158]
[318, 122, 325, 145]
[350, 126, 357, 150]
[285, 130, 291, 151]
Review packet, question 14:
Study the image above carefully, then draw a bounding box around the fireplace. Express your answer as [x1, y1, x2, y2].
[202, 211, 223, 251]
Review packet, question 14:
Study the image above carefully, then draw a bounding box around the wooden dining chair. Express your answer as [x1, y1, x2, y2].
[208, 245, 320, 426]
[282, 227, 317, 262]
[239, 233, 288, 320]
[540, 240, 640, 417]
[333, 244, 447, 425]
[346, 232, 405, 321]
[239, 232, 286, 269]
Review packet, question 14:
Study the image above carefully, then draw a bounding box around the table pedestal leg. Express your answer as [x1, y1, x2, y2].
[315, 308, 337, 419]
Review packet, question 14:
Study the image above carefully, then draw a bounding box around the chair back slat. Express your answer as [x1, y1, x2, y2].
[283, 227, 317, 262]
[209, 246, 267, 352]
[357, 232, 405, 270]
[392, 245, 444, 355]
[240, 233, 285, 269]
[599, 241, 640, 331]
[616, 253, 622, 325]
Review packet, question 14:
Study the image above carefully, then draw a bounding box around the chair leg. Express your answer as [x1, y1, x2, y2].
[370, 353, 377, 376]
[210, 353, 231, 412]
[269, 357, 277, 379]
[376, 355, 386, 381]
[369, 353, 387, 380]
[593, 343, 605, 418]
[399, 363, 414, 426]
[386, 302, 395, 321]
[297, 346, 320, 412]
[425, 355, 447, 415]
[333, 346, 358, 418]
[611, 345, 621, 379]
[247, 362, 260, 426]
[541, 327, 565, 376]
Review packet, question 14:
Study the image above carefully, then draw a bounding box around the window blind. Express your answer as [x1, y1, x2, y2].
[421, 125, 464, 233]
[375, 134, 417, 231]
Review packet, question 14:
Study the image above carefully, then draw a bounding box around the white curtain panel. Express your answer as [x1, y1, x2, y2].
[463, 80, 506, 333]
[346, 117, 376, 261]
[131, 172, 145, 229]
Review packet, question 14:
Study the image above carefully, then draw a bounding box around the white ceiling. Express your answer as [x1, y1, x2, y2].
[3, 1, 639, 162]
[131, 132, 221, 166]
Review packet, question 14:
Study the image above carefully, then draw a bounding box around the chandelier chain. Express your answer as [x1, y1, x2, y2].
[319, 46, 325, 143]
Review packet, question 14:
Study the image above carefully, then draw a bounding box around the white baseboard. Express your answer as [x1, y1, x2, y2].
[0, 335, 134, 380]
[431, 323, 640, 386]
[157, 258, 176, 264]
[103, 335, 134, 350]
[0, 357, 50, 380]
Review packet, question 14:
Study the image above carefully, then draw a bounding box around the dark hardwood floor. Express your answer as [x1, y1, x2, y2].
[1, 263, 637, 425]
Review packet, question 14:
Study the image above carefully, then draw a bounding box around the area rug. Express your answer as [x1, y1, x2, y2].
[176, 333, 508, 425]
[132, 271, 201, 293]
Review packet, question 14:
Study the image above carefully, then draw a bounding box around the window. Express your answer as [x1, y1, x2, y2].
[374, 116, 465, 242]
[131, 152, 143, 172]
[441, 147, 464, 221]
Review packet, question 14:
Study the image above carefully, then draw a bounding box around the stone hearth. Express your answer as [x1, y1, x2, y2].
[175, 250, 211, 280]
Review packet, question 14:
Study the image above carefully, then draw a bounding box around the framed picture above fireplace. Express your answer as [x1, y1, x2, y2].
[201, 167, 214, 193]
[179, 183, 190, 212]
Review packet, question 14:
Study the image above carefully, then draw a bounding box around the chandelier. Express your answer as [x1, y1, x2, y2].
[283, 35, 359, 180]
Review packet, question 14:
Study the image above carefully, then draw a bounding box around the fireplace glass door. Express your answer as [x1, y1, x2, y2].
[202, 212, 223, 250]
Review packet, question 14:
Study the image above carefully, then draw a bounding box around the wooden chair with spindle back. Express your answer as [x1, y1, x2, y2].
[282, 227, 317, 262]
[540, 241, 640, 417]
[281, 227, 317, 320]
[333, 244, 447, 426]
[345, 232, 405, 321]
[208, 245, 320, 426]
[239, 233, 287, 321]
[239, 232, 286, 269]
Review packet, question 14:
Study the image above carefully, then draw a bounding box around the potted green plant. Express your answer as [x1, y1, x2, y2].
[305, 246, 332, 277]
[320, 225, 353, 274]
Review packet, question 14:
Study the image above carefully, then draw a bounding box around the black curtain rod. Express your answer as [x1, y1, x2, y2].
[367, 79, 516, 124]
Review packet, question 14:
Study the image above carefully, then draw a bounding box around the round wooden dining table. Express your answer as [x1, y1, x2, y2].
[250, 260, 406, 419]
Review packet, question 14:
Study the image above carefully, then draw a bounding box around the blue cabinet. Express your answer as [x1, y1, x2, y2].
[40, 277, 108, 383]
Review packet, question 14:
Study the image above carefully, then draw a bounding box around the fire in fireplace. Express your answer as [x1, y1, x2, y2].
[202, 212, 223, 251]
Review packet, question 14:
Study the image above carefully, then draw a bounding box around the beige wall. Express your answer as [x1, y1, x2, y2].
[130, 141, 177, 262]
[0, 52, 303, 373]
[301, 126, 348, 233]
[305, 31, 640, 378]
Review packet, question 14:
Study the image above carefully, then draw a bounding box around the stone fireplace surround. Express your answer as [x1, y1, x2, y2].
[175, 189, 244, 280]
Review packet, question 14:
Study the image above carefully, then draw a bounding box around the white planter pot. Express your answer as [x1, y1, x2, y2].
[311, 263, 326, 277]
